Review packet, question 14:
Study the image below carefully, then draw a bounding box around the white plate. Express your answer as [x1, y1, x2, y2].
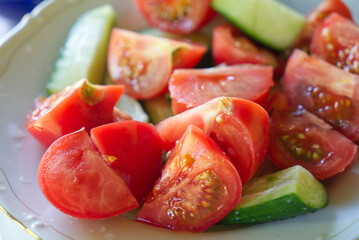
[0, 0, 359, 239]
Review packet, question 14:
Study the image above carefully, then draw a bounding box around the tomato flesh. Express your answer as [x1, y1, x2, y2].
[107, 28, 206, 99]
[156, 97, 269, 184]
[294, 0, 352, 50]
[283, 49, 359, 142]
[311, 13, 359, 74]
[267, 92, 358, 179]
[25, 79, 124, 147]
[169, 64, 274, 114]
[134, 0, 215, 34]
[90, 121, 164, 204]
[137, 125, 242, 232]
[38, 129, 139, 219]
[212, 24, 278, 68]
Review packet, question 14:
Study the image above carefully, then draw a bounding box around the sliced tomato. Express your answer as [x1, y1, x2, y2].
[134, 0, 215, 34]
[283, 49, 359, 142]
[156, 97, 269, 184]
[112, 107, 132, 122]
[38, 129, 139, 219]
[294, 0, 352, 50]
[311, 13, 359, 74]
[137, 125, 242, 232]
[267, 92, 358, 179]
[169, 64, 274, 114]
[212, 24, 278, 68]
[25, 79, 124, 147]
[107, 28, 206, 99]
[90, 121, 164, 204]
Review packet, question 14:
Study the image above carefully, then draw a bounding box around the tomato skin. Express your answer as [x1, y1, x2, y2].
[169, 64, 274, 114]
[90, 121, 164, 204]
[137, 125, 242, 232]
[107, 28, 206, 99]
[134, 0, 215, 35]
[283, 49, 359, 142]
[293, 0, 352, 50]
[267, 92, 358, 179]
[311, 13, 359, 74]
[38, 129, 139, 219]
[156, 97, 269, 184]
[25, 79, 124, 147]
[212, 24, 278, 68]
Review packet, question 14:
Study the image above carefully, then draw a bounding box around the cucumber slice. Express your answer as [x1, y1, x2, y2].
[142, 94, 173, 124]
[211, 0, 305, 51]
[221, 165, 328, 224]
[47, 4, 116, 94]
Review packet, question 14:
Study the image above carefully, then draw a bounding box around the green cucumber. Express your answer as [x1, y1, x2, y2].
[211, 0, 305, 51]
[220, 165, 328, 224]
[142, 94, 173, 124]
[47, 4, 116, 94]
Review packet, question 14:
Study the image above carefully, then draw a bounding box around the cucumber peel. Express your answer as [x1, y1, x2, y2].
[211, 0, 305, 51]
[47, 4, 116, 94]
[221, 165, 328, 224]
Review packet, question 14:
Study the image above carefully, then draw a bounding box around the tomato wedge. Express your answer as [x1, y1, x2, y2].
[25, 79, 124, 147]
[169, 64, 274, 114]
[90, 121, 164, 204]
[107, 28, 206, 99]
[267, 92, 358, 179]
[212, 24, 278, 68]
[156, 97, 269, 184]
[137, 125, 242, 232]
[134, 0, 215, 34]
[283, 49, 359, 142]
[294, 0, 352, 50]
[38, 129, 139, 219]
[311, 13, 359, 74]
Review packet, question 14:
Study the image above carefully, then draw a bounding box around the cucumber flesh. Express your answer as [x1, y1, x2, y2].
[47, 4, 116, 94]
[211, 0, 305, 51]
[142, 94, 173, 124]
[220, 165, 328, 224]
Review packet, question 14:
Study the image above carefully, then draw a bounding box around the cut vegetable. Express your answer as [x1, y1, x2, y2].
[211, 0, 305, 50]
[220, 165, 328, 224]
[142, 93, 173, 124]
[47, 4, 116, 94]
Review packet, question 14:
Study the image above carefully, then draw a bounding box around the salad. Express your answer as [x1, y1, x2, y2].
[19, 0, 359, 236]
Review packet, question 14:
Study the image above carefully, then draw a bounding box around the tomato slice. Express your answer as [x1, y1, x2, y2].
[137, 125, 242, 232]
[212, 24, 278, 68]
[283, 49, 359, 142]
[169, 64, 274, 114]
[294, 0, 352, 50]
[311, 13, 359, 74]
[267, 92, 358, 179]
[38, 129, 139, 219]
[90, 121, 164, 204]
[107, 28, 206, 99]
[25, 79, 124, 147]
[134, 0, 215, 34]
[156, 97, 269, 184]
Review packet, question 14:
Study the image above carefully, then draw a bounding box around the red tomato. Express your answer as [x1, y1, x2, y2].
[283, 49, 359, 142]
[137, 125, 242, 232]
[156, 97, 269, 184]
[112, 107, 132, 122]
[134, 0, 215, 34]
[311, 13, 359, 74]
[169, 65, 274, 114]
[107, 28, 206, 99]
[294, 0, 352, 50]
[38, 129, 139, 219]
[267, 92, 358, 179]
[90, 121, 164, 204]
[25, 79, 124, 147]
[212, 24, 278, 68]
